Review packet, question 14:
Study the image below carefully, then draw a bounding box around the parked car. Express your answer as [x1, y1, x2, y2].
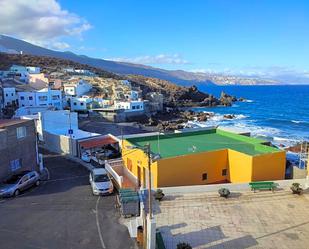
[81, 151, 92, 163]
[0, 171, 40, 198]
[89, 168, 113, 195]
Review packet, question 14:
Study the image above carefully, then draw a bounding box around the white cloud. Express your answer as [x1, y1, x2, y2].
[0, 0, 92, 49]
[51, 41, 70, 50]
[107, 54, 189, 65]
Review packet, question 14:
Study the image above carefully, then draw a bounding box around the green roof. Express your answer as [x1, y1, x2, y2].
[126, 129, 281, 159]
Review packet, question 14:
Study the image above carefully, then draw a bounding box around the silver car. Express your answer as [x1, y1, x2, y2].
[89, 168, 114, 195]
[0, 171, 40, 198]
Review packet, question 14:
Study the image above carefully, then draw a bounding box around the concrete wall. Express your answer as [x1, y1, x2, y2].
[43, 130, 77, 156]
[0, 120, 38, 181]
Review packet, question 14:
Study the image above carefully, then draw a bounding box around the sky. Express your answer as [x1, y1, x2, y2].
[1, 0, 309, 80]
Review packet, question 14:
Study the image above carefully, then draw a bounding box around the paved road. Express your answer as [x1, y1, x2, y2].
[79, 119, 153, 136]
[0, 152, 137, 249]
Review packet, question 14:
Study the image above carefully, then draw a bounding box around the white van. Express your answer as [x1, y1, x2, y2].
[89, 168, 114, 195]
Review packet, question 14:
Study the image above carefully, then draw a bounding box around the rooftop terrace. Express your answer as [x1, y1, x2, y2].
[127, 129, 281, 158]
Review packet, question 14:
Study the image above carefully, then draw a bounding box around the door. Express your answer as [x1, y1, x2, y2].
[137, 166, 141, 187]
[142, 168, 146, 188]
[19, 175, 29, 191]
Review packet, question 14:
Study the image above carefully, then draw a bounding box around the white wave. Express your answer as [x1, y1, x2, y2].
[244, 99, 254, 103]
[232, 104, 240, 108]
[291, 120, 308, 124]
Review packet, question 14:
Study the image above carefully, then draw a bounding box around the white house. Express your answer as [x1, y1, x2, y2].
[18, 88, 62, 109]
[63, 80, 92, 97]
[36, 110, 99, 155]
[70, 96, 92, 111]
[3, 87, 18, 107]
[9, 65, 29, 83]
[124, 90, 139, 101]
[114, 100, 145, 112]
[26, 67, 41, 74]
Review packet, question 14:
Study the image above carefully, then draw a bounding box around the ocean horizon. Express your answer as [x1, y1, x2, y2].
[193, 84, 309, 148]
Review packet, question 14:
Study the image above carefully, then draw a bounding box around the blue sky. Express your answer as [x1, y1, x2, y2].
[1, 0, 309, 78]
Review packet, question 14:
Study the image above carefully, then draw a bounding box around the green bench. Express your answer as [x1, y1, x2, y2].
[156, 231, 166, 249]
[249, 181, 276, 192]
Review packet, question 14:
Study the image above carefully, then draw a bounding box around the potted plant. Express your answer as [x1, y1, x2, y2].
[177, 242, 192, 249]
[290, 183, 303, 195]
[218, 188, 230, 198]
[154, 189, 165, 201]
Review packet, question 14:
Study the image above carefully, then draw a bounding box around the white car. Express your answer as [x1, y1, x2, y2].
[89, 168, 113, 195]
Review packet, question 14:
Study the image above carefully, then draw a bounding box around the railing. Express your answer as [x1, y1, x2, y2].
[105, 158, 139, 189]
[105, 159, 124, 188]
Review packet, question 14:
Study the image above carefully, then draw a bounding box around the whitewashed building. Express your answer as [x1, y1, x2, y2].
[9, 65, 29, 83]
[70, 96, 92, 111]
[63, 80, 92, 97]
[114, 100, 145, 112]
[3, 87, 18, 107]
[26, 67, 41, 74]
[18, 88, 62, 109]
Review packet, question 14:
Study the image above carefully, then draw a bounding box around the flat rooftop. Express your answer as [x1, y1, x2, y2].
[155, 189, 309, 249]
[127, 129, 280, 158]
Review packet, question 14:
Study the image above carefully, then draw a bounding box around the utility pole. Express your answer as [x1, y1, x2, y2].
[146, 143, 153, 219]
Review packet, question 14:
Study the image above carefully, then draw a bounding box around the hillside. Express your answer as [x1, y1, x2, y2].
[0, 52, 232, 107]
[0, 35, 280, 86]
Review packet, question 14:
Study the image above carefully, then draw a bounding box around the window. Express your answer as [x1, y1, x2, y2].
[222, 169, 227, 176]
[136, 105, 140, 109]
[5, 93, 8, 97]
[10, 159, 22, 172]
[11, 93, 14, 96]
[52, 95, 59, 100]
[202, 173, 208, 181]
[73, 102, 77, 105]
[20, 96, 25, 100]
[16, 126, 26, 139]
[132, 105, 136, 110]
[80, 102, 84, 106]
[38, 96, 47, 101]
[29, 96, 33, 100]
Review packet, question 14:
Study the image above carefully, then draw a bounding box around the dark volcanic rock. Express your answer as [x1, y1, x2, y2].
[223, 114, 236, 119]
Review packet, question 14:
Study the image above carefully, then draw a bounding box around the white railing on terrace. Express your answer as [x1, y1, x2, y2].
[105, 158, 139, 189]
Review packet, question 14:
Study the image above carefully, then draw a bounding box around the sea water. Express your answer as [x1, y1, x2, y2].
[193, 85, 309, 148]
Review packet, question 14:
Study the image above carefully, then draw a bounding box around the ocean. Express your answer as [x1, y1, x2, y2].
[192, 85, 309, 148]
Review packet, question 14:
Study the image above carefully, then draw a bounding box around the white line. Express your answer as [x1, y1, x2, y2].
[96, 196, 106, 249]
[47, 175, 88, 182]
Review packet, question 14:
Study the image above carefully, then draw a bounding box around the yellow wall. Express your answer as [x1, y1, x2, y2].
[156, 150, 228, 187]
[251, 151, 286, 181]
[122, 140, 158, 188]
[227, 149, 253, 183]
[122, 139, 286, 188]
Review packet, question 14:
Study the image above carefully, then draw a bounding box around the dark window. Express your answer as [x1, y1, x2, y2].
[222, 169, 227, 176]
[73, 102, 77, 105]
[202, 173, 207, 181]
[20, 96, 25, 100]
[5, 93, 8, 97]
[29, 96, 33, 100]
[80, 102, 84, 106]
[11, 93, 14, 96]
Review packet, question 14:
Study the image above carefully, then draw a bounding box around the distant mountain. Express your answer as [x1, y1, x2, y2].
[0, 34, 280, 86]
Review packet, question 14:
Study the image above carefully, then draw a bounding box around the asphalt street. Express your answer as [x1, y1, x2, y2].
[0, 152, 137, 249]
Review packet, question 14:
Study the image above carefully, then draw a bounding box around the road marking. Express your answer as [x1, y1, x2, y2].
[96, 196, 106, 249]
[47, 175, 88, 182]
